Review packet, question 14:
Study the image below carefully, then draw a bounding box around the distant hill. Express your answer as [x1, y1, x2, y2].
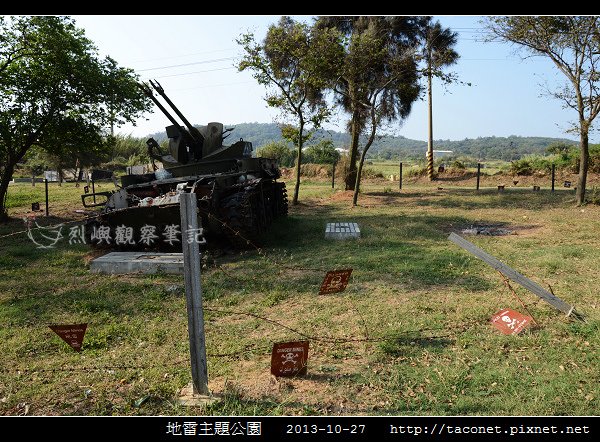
[148, 122, 579, 161]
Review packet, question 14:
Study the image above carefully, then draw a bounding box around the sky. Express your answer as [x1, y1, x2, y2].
[72, 15, 592, 143]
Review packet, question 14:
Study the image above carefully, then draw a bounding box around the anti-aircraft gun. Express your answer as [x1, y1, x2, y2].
[82, 80, 288, 249]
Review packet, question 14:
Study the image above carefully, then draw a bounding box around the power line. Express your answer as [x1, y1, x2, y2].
[136, 57, 236, 72]
[170, 80, 255, 92]
[460, 58, 511, 61]
[130, 48, 237, 64]
[146, 66, 236, 80]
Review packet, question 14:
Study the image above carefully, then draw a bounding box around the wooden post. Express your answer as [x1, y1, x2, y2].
[92, 179, 96, 204]
[399, 161, 403, 190]
[476, 163, 481, 190]
[551, 164, 555, 192]
[180, 193, 210, 396]
[448, 232, 580, 318]
[331, 159, 336, 189]
[44, 179, 49, 217]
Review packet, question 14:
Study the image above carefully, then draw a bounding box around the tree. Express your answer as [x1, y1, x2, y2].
[349, 32, 420, 206]
[316, 16, 426, 191]
[486, 16, 600, 205]
[304, 139, 340, 164]
[419, 19, 459, 181]
[256, 140, 295, 167]
[316, 17, 422, 204]
[237, 17, 342, 205]
[546, 141, 575, 156]
[0, 16, 150, 220]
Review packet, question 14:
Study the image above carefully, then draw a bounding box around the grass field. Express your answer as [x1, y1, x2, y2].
[0, 176, 598, 416]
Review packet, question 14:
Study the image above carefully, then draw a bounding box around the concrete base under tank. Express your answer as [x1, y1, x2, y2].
[90, 252, 184, 274]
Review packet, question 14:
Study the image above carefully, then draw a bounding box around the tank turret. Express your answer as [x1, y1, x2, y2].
[82, 82, 287, 249]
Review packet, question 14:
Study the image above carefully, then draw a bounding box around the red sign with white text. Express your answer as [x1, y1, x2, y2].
[271, 341, 309, 377]
[491, 309, 532, 335]
[49, 324, 88, 352]
[319, 269, 352, 295]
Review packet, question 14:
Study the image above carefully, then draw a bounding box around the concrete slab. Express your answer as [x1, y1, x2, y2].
[177, 383, 221, 407]
[325, 222, 361, 240]
[90, 252, 184, 274]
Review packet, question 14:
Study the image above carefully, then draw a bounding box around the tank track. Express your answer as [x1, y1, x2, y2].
[219, 181, 288, 248]
[85, 181, 288, 250]
[275, 182, 288, 217]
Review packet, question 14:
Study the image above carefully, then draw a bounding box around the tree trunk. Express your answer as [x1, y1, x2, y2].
[0, 162, 16, 222]
[292, 119, 304, 205]
[345, 108, 360, 190]
[576, 127, 589, 205]
[427, 65, 435, 181]
[352, 147, 369, 206]
[352, 110, 377, 206]
[76, 158, 83, 182]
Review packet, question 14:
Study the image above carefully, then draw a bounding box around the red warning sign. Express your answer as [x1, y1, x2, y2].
[319, 269, 352, 295]
[271, 341, 309, 377]
[49, 324, 88, 352]
[491, 309, 532, 335]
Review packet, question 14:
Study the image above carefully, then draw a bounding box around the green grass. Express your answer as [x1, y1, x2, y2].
[0, 178, 598, 416]
[5, 181, 102, 210]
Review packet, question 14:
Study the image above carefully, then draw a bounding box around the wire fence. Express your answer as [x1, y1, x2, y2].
[0, 187, 544, 378]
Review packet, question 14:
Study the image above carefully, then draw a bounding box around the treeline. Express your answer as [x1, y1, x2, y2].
[16, 134, 153, 179]
[149, 122, 578, 161]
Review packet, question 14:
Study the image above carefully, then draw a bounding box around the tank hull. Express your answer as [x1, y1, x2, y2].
[83, 158, 287, 250]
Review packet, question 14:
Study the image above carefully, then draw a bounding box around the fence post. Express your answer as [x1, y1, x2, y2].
[92, 179, 96, 204]
[399, 161, 403, 190]
[551, 164, 555, 192]
[45, 179, 49, 217]
[179, 193, 210, 396]
[476, 163, 481, 191]
[332, 159, 336, 189]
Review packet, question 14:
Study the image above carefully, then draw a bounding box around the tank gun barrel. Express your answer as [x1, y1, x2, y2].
[138, 82, 182, 130]
[149, 80, 204, 145]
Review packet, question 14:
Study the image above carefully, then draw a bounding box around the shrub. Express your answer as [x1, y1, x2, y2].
[334, 153, 351, 179]
[450, 160, 466, 170]
[256, 141, 295, 167]
[303, 139, 340, 165]
[589, 186, 600, 205]
[299, 163, 331, 178]
[509, 155, 553, 175]
[361, 168, 384, 179]
[405, 165, 428, 177]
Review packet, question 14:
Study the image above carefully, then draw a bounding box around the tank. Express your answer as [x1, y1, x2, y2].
[81, 80, 288, 249]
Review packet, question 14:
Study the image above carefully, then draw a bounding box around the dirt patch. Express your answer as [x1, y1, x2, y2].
[329, 190, 354, 201]
[209, 349, 372, 415]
